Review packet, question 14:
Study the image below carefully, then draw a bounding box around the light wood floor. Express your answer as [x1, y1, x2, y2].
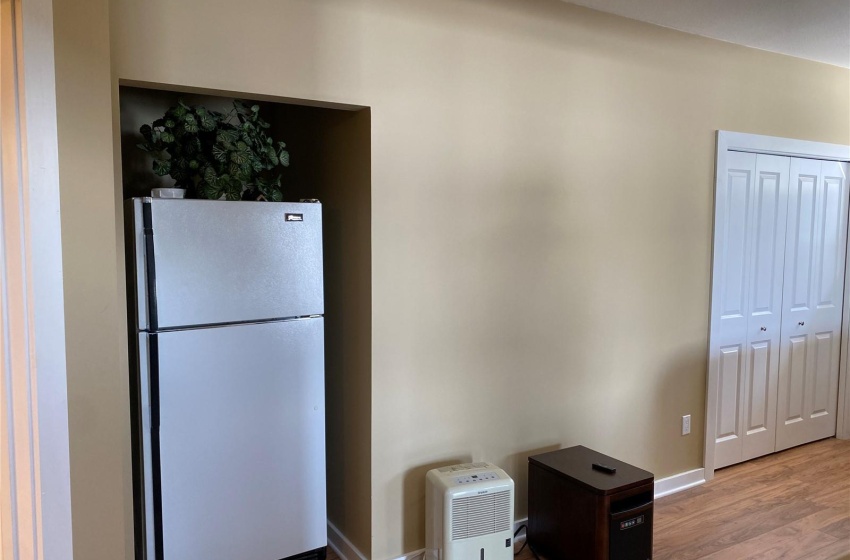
[327, 438, 850, 560]
[649, 437, 850, 560]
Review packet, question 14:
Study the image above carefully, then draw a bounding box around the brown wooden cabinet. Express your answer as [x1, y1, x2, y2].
[528, 446, 654, 560]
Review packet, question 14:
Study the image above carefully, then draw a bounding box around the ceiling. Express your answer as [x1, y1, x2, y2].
[564, 0, 850, 68]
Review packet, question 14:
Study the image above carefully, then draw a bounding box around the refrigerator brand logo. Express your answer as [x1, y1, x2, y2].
[285, 213, 304, 222]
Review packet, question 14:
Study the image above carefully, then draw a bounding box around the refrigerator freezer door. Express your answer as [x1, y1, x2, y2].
[143, 318, 326, 560]
[136, 199, 323, 330]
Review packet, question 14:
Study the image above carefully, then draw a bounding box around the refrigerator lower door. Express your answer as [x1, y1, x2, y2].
[140, 318, 326, 560]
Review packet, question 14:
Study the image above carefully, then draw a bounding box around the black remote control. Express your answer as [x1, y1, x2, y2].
[592, 463, 617, 474]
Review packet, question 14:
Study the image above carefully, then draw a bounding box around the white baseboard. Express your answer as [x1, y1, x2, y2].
[386, 518, 529, 560]
[513, 517, 528, 541]
[390, 550, 424, 560]
[654, 468, 706, 499]
[328, 521, 369, 560]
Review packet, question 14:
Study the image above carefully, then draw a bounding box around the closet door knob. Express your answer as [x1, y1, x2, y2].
[760, 326, 767, 331]
[798, 321, 805, 326]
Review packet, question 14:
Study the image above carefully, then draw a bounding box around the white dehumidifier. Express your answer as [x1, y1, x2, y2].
[425, 462, 514, 560]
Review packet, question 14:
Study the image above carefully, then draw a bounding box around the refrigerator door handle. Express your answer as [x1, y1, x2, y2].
[142, 201, 159, 331]
[137, 333, 159, 559]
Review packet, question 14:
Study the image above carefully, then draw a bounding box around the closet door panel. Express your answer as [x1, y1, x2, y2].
[745, 341, 770, 432]
[807, 162, 847, 428]
[812, 332, 835, 417]
[786, 169, 818, 314]
[712, 153, 790, 468]
[718, 153, 756, 338]
[817, 171, 846, 309]
[712, 151, 756, 469]
[784, 334, 809, 423]
[716, 345, 744, 443]
[741, 155, 789, 461]
[776, 160, 849, 451]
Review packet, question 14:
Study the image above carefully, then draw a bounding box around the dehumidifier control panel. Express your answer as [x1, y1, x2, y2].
[453, 471, 500, 485]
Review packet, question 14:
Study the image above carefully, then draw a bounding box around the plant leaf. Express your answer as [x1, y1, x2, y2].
[217, 129, 238, 145]
[204, 166, 218, 185]
[183, 114, 198, 133]
[199, 114, 216, 131]
[212, 144, 228, 162]
[231, 150, 247, 165]
[202, 182, 220, 200]
[152, 159, 171, 176]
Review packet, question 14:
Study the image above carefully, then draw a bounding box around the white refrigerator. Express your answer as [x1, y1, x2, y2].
[125, 198, 327, 560]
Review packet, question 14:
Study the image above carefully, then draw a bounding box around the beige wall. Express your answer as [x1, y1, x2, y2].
[51, 0, 850, 558]
[52, 0, 133, 559]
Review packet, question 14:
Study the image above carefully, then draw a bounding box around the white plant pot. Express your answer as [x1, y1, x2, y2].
[151, 188, 186, 199]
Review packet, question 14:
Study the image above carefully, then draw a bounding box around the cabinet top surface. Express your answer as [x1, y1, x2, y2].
[528, 445, 654, 495]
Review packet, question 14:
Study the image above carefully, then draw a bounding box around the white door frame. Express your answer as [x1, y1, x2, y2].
[705, 131, 850, 481]
[0, 0, 73, 557]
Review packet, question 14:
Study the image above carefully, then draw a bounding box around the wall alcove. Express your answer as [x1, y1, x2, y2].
[117, 82, 373, 554]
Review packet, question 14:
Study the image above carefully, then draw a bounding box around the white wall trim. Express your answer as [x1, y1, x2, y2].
[513, 517, 528, 540]
[838, 191, 850, 441]
[0, 0, 72, 558]
[327, 521, 369, 560]
[719, 131, 850, 161]
[0, 0, 72, 560]
[706, 130, 850, 483]
[389, 550, 425, 560]
[654, 468, 706, 499]
[22, 0, 74, 552]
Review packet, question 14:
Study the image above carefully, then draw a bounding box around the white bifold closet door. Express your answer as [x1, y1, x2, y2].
[713, 153, 850, 469]
[775, 159, 849, 451]
[713, 152, 790, 469]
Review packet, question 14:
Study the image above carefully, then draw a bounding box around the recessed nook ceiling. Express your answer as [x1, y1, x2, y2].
[563, 0, 850, 68]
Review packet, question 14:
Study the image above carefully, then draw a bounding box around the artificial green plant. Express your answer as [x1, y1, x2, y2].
[137, 99, 290, 201]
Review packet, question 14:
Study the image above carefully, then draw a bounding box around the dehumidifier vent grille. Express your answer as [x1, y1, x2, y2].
[450, 490, 511, 540]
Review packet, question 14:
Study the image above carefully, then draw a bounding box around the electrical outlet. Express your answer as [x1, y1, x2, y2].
[682, 414, 691, 436]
